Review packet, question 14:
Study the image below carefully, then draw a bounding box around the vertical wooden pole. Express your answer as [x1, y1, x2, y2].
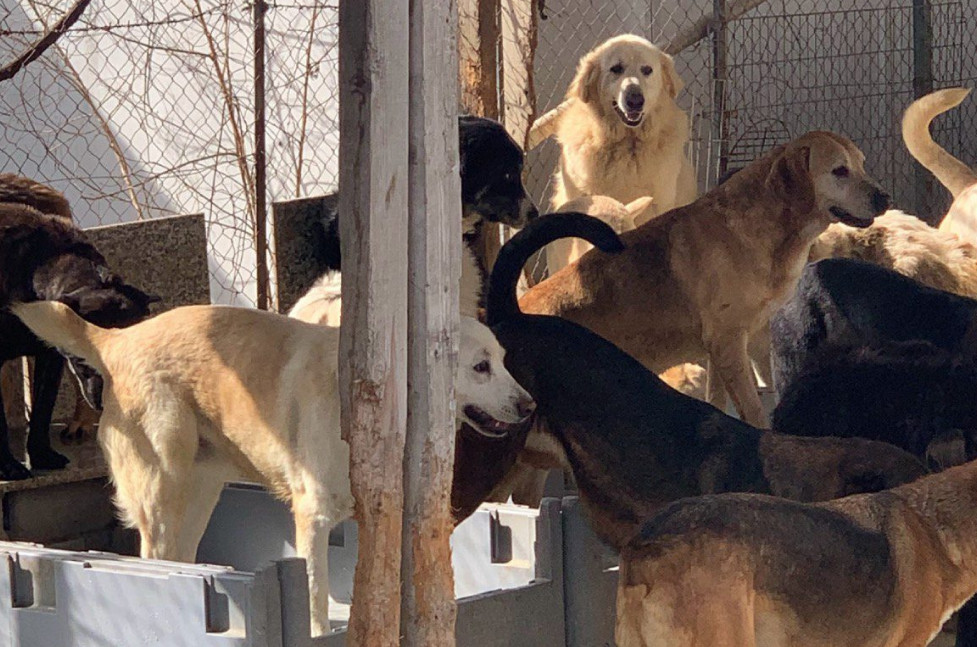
[337, 1, 409, 645]
[401, 0, 461, 642]
[254, 0, 269, 309]
[475, 0, 504, 269]
[459, 0, 482, 115]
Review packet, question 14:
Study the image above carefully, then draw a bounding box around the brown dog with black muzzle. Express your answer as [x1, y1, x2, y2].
[616, 458, 977, 647]
[520, 130, 890, 429]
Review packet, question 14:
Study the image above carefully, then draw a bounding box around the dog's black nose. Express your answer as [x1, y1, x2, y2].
[517, 398, 536, 419]
[871, 189, 891, 213]
[624, 88, 644, 112]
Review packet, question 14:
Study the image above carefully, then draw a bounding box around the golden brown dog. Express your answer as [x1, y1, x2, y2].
[616, 458, 977, 647]
[521, 131, 890, 429]
[903, 87, 977, 242]
[531, 34, 697, 213]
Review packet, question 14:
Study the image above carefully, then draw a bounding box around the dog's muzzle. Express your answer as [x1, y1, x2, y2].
[615, 85, 645, 127]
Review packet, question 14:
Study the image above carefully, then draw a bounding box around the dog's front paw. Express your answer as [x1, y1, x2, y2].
[0, 457, 32, 481]
[29, 447, 70, 471]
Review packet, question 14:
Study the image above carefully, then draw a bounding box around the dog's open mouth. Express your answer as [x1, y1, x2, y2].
[613, 103, 644, 127]
[463, 405, 524, 438]
[829, 206, 874, 229]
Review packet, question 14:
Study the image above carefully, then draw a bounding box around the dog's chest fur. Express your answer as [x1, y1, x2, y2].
[554, 103, 689, 207]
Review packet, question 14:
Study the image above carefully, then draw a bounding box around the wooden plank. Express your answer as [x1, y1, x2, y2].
[337, 1, 409, 645]
[401, 0, 461, 644]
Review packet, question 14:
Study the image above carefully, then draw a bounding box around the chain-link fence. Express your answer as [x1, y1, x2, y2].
[722, 0, 974, 223]
[2, 1, 974, 303]
[526, 0, 976, 225]
[0, 0, 339, 306]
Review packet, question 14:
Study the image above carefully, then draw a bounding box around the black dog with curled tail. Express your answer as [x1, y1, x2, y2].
[486, 212, 925, 552]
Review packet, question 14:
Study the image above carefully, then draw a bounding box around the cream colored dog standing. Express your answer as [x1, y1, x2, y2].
[13, 301, 533, 636]
[532, 34, 697, 214]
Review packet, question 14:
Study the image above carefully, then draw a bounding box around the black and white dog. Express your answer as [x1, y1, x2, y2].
[311, 115, 538, 316]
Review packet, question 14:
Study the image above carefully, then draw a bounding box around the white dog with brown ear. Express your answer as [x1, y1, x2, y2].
[531, 34, 697, 213]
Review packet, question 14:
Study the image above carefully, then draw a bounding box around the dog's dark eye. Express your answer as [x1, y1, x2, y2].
[832, 166, 849, 178]
[609, 63, 624, 75]
[640, 65, 653, 76]
[474, 360, 491, 374]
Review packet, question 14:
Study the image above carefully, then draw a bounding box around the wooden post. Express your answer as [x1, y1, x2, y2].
[401, 0, 461, 642]
[337, 1, 409, 645]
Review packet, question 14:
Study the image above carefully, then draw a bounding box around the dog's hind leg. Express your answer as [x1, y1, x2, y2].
[705, 360, 730, 413]
[173, 459, 237, 563]
[617, 571, 758, 647]
[292, 482, 346, 636]
[26, 349, 69, 471]
[100, 401, 200, 561]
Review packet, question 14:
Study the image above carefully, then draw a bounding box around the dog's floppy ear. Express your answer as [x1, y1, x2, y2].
[660, 52, 683, 99]
[765, 145, 816, 213]
[568, 51, 601, 105]
[625, 196, 655, 226]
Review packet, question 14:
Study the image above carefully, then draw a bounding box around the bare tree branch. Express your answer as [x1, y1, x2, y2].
[0, 0, 93, 84]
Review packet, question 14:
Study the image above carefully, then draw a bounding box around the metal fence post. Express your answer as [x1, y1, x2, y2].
[912, 0, 934, 220]
[712, 0, 729, 185]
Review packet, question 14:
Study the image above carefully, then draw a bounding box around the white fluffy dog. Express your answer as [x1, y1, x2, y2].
[14, 299, 533, 636]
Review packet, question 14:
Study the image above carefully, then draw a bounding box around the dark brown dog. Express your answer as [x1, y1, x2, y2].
[0, 181, 155, 479]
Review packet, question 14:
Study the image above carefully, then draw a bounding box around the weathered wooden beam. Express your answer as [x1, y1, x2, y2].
[337, 0, 409, 644]
[401, 0, 462, 643]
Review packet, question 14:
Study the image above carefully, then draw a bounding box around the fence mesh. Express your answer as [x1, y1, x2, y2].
[527, 0, 976, 226]
[0, 0, 339, 306]
[1, 1, 975, 302]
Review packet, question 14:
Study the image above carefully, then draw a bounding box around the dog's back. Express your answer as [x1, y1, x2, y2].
[0, 174, 72, 219]
[772, 258, 977, 392]
[773, 341, 977, 463]
[810, 210, 977, 298]
[288, 272, 342, 326]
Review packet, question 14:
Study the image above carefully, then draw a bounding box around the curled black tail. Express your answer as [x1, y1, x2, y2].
[486, 212, 624, 326]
